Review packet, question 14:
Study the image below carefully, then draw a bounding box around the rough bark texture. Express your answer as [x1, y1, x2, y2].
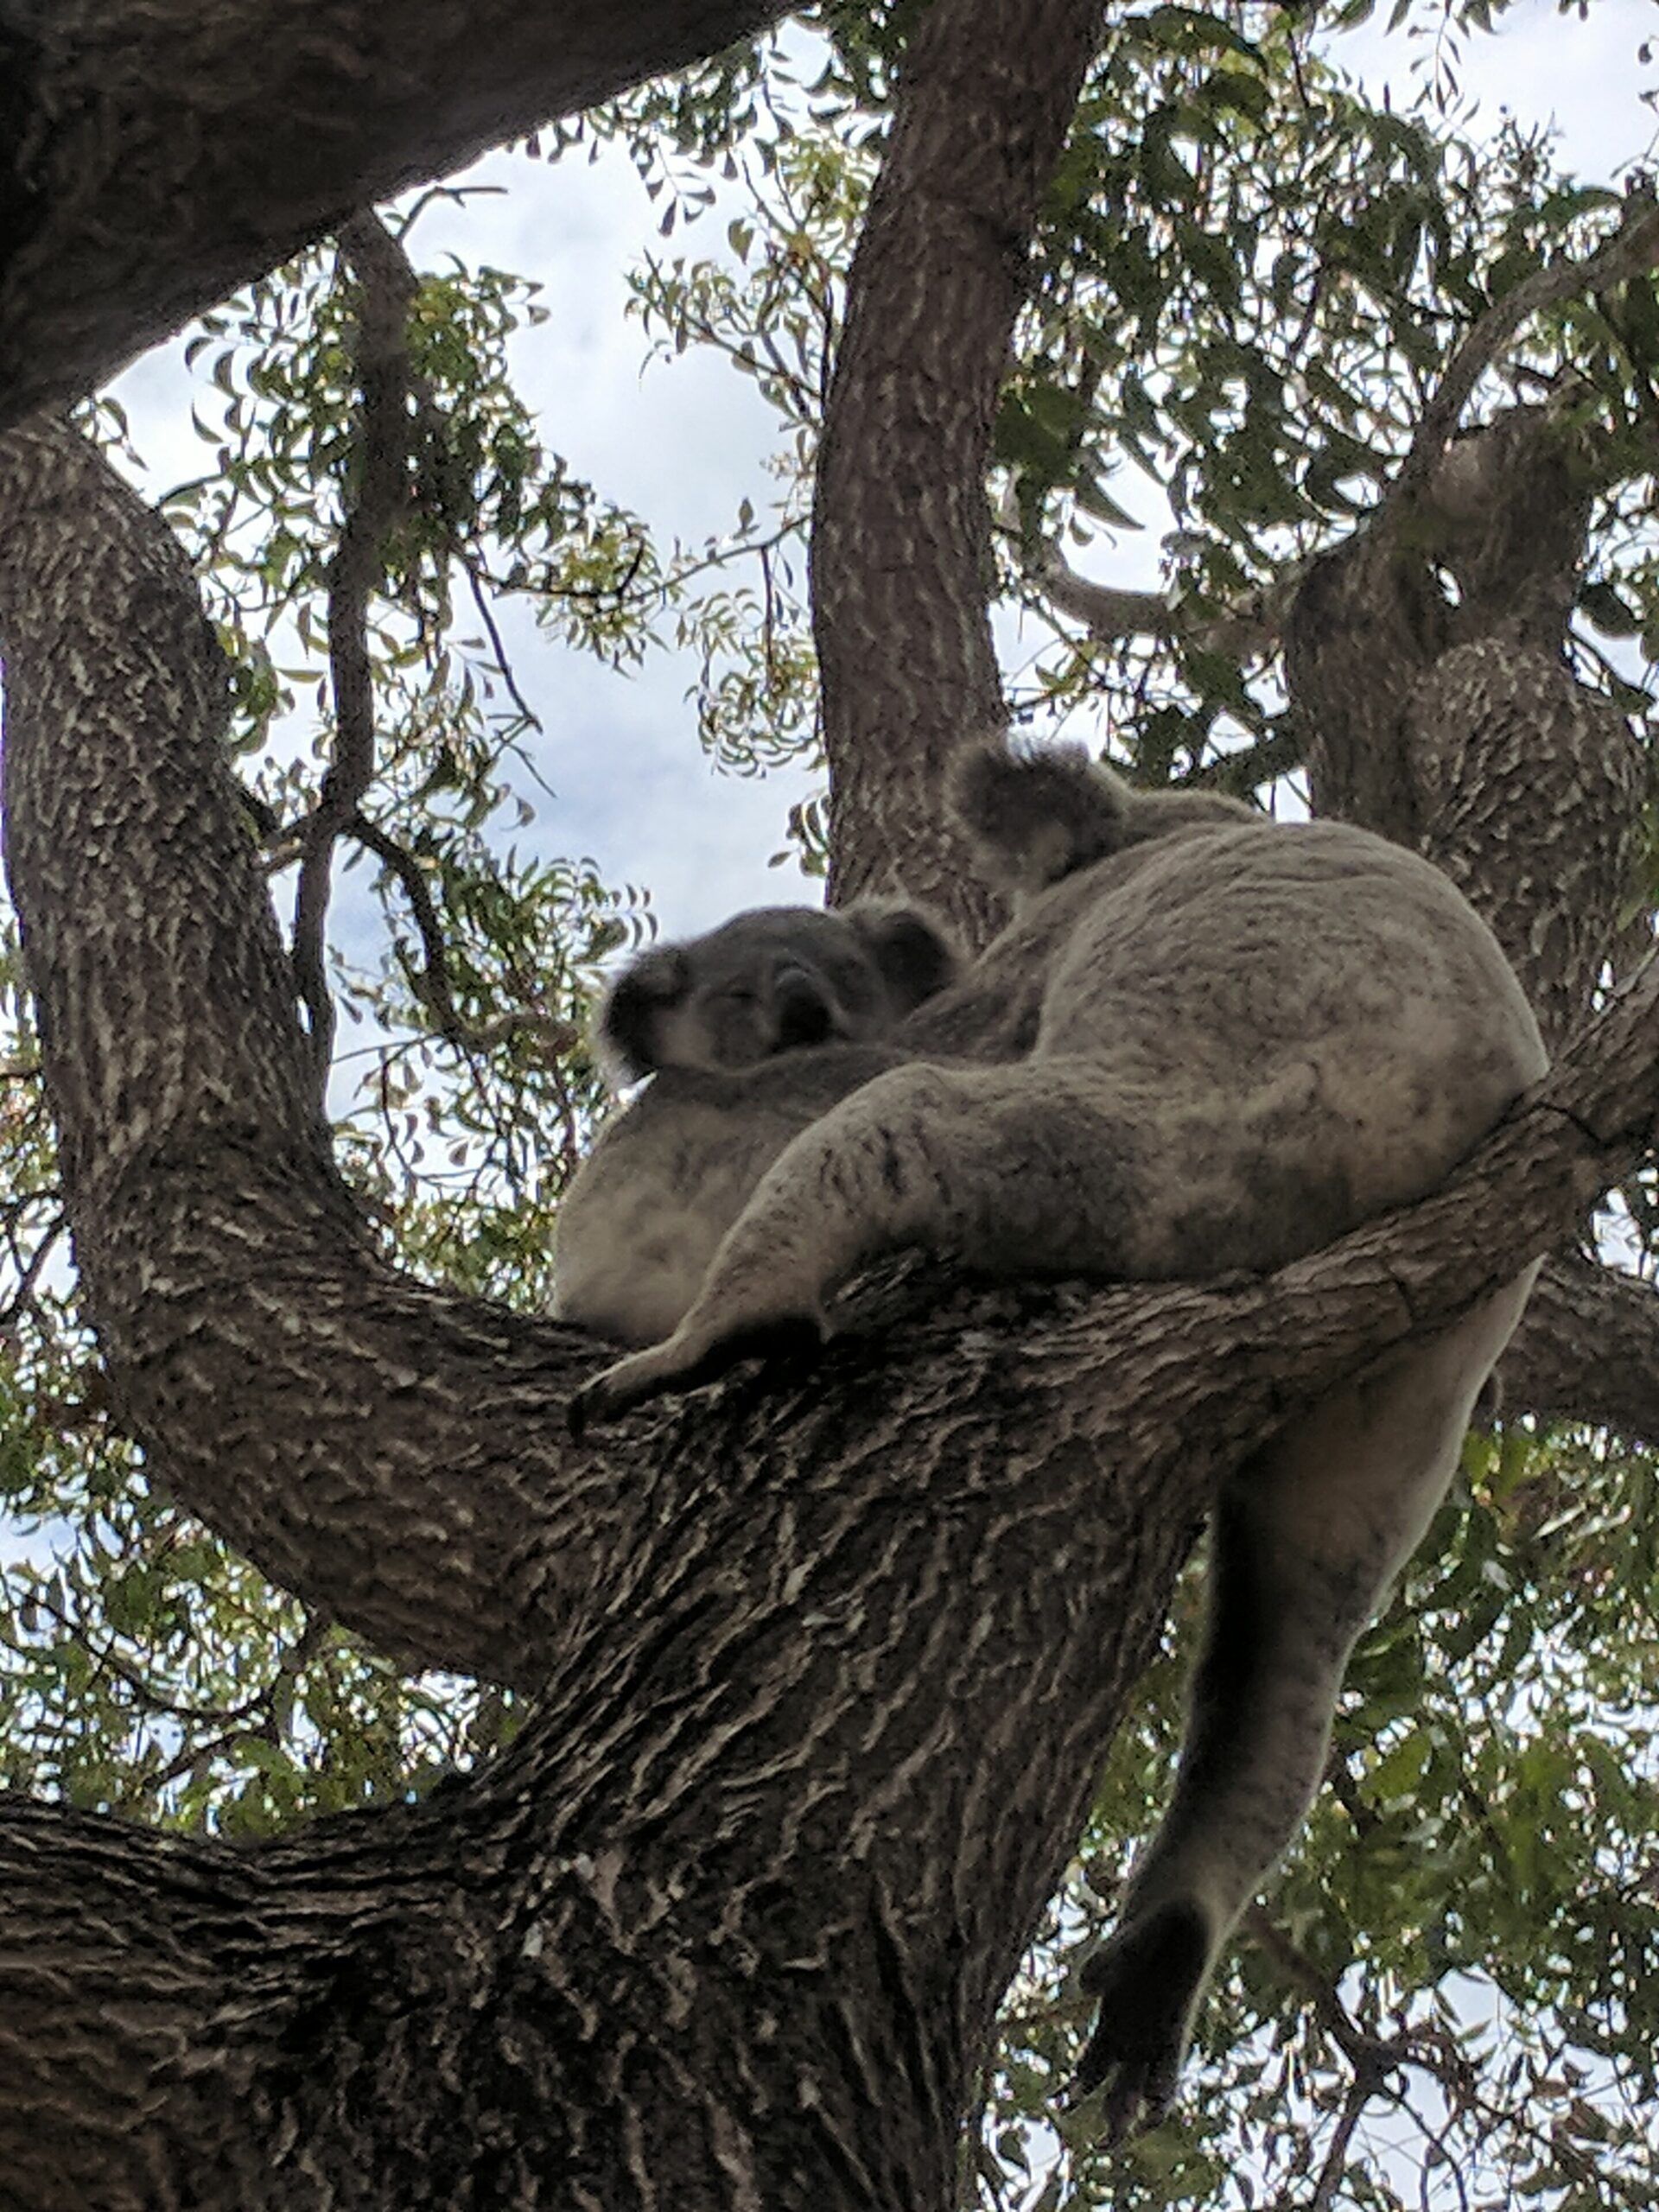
[0, 1, 1656, 2200]
[1284, 399, 1656, 1443]
[811, 0, 1106, 940]
[1, 413, 1656, 2207]
[0, 0, 789, 430]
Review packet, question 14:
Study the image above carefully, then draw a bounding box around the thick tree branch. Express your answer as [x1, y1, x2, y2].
[0, 0, 790, 429]
[3, 409, 1657, 2206]
[1500, 1248, 1659, 1442]
[3, 419, 1656, 1696]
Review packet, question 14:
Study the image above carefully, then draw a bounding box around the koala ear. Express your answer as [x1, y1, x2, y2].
[950, 739, 1131, 892]
[844, 901, 960, 1013]
[599, 945, 690, 1083]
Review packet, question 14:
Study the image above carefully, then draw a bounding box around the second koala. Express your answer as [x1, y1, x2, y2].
[555, 899, 957, 1345]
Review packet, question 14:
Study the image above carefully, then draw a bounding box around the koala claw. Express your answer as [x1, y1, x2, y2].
[1068, 1897, 1210, 2141]
[568, 1311, 827, 1438]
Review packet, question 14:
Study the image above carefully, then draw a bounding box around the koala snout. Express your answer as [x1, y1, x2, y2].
[772, 969, 836, 1050]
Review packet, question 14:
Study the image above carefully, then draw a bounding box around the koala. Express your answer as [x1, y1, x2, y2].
[554, 899, 959, 1345]
[596, 899, 958, 1083]
[560, 740, 1547, 2136]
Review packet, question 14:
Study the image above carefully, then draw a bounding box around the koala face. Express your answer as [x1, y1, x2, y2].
[600, 901, 957, 1084]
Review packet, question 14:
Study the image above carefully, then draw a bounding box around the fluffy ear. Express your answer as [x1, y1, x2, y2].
[843, 901, 960, 1014]
[598, 945, 690, 1083]
[953, 738, 1255, 894]
[950, 741, 1129, 893]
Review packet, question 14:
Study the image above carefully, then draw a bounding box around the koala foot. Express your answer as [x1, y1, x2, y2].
[568, 1311, 827, 1437]
[1070, 1897, 1211, 2141]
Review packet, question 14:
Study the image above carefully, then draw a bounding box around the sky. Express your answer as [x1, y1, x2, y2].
[99, 0, 1658, 947]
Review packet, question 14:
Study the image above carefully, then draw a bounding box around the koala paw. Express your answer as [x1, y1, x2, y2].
[1070, 1897, 1211, 2142]
[568, 1311, 827, 1438]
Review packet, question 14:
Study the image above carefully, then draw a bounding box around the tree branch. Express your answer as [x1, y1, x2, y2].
[1393, 194, 1659, 513]
[0, 0, 791, 429]
[1500, 1247, 1659, 1444]
[3, 409, 1657, 2206]
[348, 810, 576, 1058]
[291, 213, 417, 1082]
[4, 419, 1657, 1695]
[812, 0, 1108, 942]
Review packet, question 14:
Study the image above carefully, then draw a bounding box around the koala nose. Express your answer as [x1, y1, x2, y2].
[772, 969, 834, 1048]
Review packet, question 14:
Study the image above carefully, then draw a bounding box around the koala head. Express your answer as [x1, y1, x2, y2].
[953, 739, 1254, 899]
[599, 899, 959, 1084]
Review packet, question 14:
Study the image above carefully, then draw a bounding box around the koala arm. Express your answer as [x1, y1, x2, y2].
[568, 1051, 1287, 1426]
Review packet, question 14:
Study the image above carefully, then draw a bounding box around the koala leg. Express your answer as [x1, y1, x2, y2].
[569, 1059, 1162, 1427]
[1074, 1265, 1538, 2138]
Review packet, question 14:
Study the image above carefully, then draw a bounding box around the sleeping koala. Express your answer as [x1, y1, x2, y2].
[597, 899, 957, 1082]
[554, 899, 958, 1344]
[557, 741, 1546, 2135]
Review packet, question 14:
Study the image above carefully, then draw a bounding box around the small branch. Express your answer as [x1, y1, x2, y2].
[1243, 1904, 1408, 2082]
[1307, 2075, 1371, 2212]
[461, 561, 543, 735]
[0, 1212, 65, 1332]
[1394, 196, 1659, 512]
[1181, 722, 1305, 800]
[1036, 562, 1173, 645]
[997, 486, 1294, 662]
[22, 1586, 269, 1732]
[291, 212, 419, 1088]
[347, 810, 576, 1058]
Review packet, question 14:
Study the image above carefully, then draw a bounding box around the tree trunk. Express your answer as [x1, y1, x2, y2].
[2, 0, 1657, 2200]
[1283, 400, 1656, 1439]
[812, 0, 1105, 941]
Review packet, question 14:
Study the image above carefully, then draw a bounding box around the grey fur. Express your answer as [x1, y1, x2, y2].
[950, 741, 1255, 902]
[597, 898, 958, 1084]
[556, 741, 1546, 2134]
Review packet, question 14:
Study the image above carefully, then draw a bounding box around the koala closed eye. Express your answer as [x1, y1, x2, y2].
[594, 899, 960, 1084]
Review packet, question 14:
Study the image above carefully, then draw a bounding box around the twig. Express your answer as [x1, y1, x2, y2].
[1307, 2073, 1370, 2212]
[461, 559, 543, 734]
[0, 1212, 64, 1331]
[1393, 195, 1659, 513]
[22, 1585, 268, 1731]
[346, 810, 576, 1058]
[1243, 1904, 1409, 2081]
[1182, 722, 1304, 798]
[291, 212, 419, 1088]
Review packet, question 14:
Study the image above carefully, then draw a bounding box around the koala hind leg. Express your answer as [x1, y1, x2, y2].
[1075, 1264, 1538, 2138]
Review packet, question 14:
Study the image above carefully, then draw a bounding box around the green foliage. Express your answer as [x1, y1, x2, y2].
[3, 11, 1657, 2210]
[982, 1431, 1659, 2210]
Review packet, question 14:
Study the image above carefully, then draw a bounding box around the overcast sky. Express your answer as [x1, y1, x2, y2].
[107, 0, 1656, 949]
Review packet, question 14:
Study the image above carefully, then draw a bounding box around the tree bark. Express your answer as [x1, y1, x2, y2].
[811, 0, 1105, 942]
[2, 411, 1656, 2207]
[0, 0, 790, 430]
[1284, 398, 1657, 1446]
[2, 4, 1657, 2199]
